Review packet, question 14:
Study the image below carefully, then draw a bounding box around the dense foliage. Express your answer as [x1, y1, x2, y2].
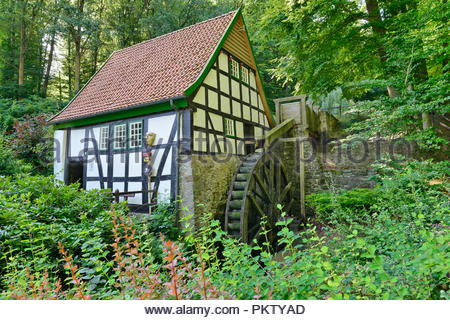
[0, 97, 61, 175]
[0, 0, 242, 100]
[1, 0, 447, 148]
[0, 0, 447, 147]
[1, 161, 448, 299]
[0, 175, 179, 298]
[0, 0, 448, 301]
[243, 0, 449, 144]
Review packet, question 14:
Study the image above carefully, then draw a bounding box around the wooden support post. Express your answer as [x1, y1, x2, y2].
[148, 169, 153, 215]
[275, 100, 281, 125]
[114, 189, 120, 203]
[264, 119, 295, 149]
[299, 139, 306, 220]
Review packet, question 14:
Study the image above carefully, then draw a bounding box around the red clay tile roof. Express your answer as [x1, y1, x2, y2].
[50, 10, 237, 124]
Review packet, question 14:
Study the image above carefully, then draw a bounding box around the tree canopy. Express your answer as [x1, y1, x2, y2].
[0, 0, 448, 147]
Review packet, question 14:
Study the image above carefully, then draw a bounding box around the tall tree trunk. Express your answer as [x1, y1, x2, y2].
[42, 31, 56, 97]
[444, 0, 449, 71]
[403, 1, 431, 129]
[74, 38, 81, 92]
[68, 35, 72, 97]
[73, 0, 85, 93]
[18, 5, 26, 99]
[36, 35, 47, 95]
[58, 70, 63, 102]
[365, 0, 387, 63]
[364, 0, 399, 98]
[92, 46, 98, 74]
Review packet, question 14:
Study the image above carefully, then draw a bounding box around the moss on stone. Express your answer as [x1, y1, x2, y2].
[191, 154, 240, 223]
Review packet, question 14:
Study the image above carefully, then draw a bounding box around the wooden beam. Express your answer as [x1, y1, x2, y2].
[299, 140, 306, 219]
[264, 118, 295, 149]
[273, 95, 307, 104]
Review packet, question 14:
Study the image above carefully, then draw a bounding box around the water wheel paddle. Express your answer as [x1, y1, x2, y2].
[224, 149, 294, 247]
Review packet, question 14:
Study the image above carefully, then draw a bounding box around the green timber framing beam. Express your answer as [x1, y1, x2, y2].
[52, 98, 188, 129]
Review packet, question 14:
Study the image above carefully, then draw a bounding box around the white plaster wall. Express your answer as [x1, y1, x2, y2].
[193, 131, 207, 152]
[152, 147, 172, 175]
[242, 88, 249, 103]
[204, 69, 217, 88]
[70, 129, 85, 157]
[210, 113, 223, 132]
[251, 91, 257, 107]
[194, 108, 206, 127]
[100, 154, 108, 177]
[113, 153, 126, 177]
[193, 86, 206, 105]
[86, 155, 99, 177]
[249, 72, 256, 89]
[90, 127, 100, 146]
[252, 109, 259, 124]
[53, 130, 66, 182]
[127, 182, 143, 204]
[232, 100, 241, 118]
[208, 90, 219, 109]
[218, 52, 228, 71]
[147, 114, 177, 144]
[221, 96, 230, 113]
[86, 181, 101, 190]
[231, 80, 240, 99]
[220, 74, 229, 94]
[112, 182, 125, 201]
[128, 151, 142, 177]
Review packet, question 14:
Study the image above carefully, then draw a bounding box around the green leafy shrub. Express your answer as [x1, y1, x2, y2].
[0, 174, 184, 298]
[0, 97, 62, 133]
[146, 202, 179, 240]
[1, 161, 448, 300]
[306, 188, 380, 225]
[0, 135, 31, 175]
[0, 174, 120, 297]
[0, 97, 63, 175]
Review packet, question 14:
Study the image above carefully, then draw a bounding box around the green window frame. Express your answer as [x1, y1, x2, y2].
[223, 118, 236, 138]
[99, 126, 109, 150]
[241, 66, 249, 84]
[113, 124, 126, 149]
[229, 58, 240, 80]
[128, 121, 143, 148]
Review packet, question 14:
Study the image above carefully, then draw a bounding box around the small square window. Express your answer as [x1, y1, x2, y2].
[129, 121, 142, 148]
[99, 126, 109, 150]
[241, 66, 249, 84]
[230, 58, 240, 79]
[114, 124, 126, 149]
[224, 118, 235, 137]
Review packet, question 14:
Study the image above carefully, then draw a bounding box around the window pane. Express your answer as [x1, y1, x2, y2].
[230, 58, 240, 78]
[114, 124, 126, 149]
[241, 67, 249, 84]
[99, 126, 109, 150]
[224, 118, 235, 137]
[129, 122, 142, 148]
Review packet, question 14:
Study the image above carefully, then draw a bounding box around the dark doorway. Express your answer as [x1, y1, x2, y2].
[66, 158, 84, 187]
[244, 123, 256, 155]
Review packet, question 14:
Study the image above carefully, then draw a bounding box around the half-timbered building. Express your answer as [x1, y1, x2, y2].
[50, 9, 274, 213]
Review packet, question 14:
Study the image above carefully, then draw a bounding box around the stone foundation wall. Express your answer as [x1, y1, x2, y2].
[178, 128, 417, 226]
[179, 154, 240, 227]
[278, 134, 416, 215]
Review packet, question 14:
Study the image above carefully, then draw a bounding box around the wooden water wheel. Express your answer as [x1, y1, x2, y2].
[224, 149, 294, 247]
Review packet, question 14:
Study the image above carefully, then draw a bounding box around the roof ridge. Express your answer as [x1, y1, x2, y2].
[114, 9, 239, 53]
